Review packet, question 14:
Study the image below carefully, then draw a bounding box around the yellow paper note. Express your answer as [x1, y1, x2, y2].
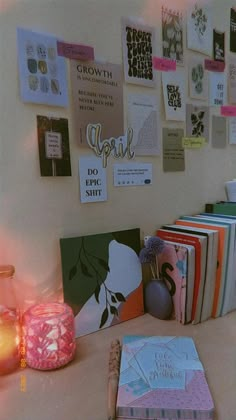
[182, 137, 206, 148]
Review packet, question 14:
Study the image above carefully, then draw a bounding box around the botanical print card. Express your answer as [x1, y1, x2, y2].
[186, 104, 209, 142]
[127, 93, 160, 155]
[70, 60, 124, 147]
[209, 72, 227, 107]
[162, 6, 184, 65]
[229, 58, 236, 104]
[60, 228, 144, 337]
[121, 17, 155, 87]
[229, 118, 236, 144]
[37, 115, 71, 176]
[162, 70, 186, 121]
[230, 8, 236, 53]
[213, 29, 225, 62]
[79, 156, 107, 203]
[17, 27, 68, 107]
[189, 57, 208, 100]
[187, 3, 212, 56]
[163, 128, 185, 172]
[211, 116, 227, 148]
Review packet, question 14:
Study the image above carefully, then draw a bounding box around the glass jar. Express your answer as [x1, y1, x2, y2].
[0, 265, 20, 374]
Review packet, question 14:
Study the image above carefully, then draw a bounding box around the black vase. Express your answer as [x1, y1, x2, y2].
[144, 278, 173, 320]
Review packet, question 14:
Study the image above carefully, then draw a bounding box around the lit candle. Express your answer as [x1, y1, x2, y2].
[0, 308, 20, 374]
[23, 302, 76, 370]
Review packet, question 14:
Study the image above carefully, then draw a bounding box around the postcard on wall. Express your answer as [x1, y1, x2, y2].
[186, 104, 209, 142]
[17, 27, 68, 107]
[121, 17, 155, 87]
[229, 58, 236, 104]
[37, 115, 71, 176]
[162, 6, 184, 65]
[70, 60, 124, 147]
[127, 94, 160, 156]
[213, 29, 225, 62]
[187, 3, 212, 56]
[211, 116, 227, 148]
[229, 118, 236, 144]
[189, 57, 208, 100]
[113, 163, 152, 187]
[79, 156, 107, 203]
[162, 70, 186, 121]
[230, 8, 236, 53]
[209, 72, 227, 106]
[163, 128, 185, 172]
[60, 228, 144, 337]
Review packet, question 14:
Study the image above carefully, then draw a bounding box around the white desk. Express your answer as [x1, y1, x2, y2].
[1, 312, 236, 420]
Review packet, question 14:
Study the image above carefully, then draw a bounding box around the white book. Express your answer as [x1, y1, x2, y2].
[165, 224, 218, 322]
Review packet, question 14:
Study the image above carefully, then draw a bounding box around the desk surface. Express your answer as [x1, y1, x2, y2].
[1, 312, 236, 420]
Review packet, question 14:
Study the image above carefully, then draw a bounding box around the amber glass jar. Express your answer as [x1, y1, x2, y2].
[0, 265, 20, 374]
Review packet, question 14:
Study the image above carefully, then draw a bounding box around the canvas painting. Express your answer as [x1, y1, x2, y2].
[189, 57, 208, 101]
[162, 6, 184, 65]
[121, 17, 155, 87]
[187, 3, 212, 56]
[60, 228, 144, 337]
[37, 115, 71, 176]
[186, 104, 209, 142]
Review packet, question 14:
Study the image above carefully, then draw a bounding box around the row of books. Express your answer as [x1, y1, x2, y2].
[156, 210, 236, 325]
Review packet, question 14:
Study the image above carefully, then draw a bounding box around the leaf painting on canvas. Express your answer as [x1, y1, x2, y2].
[60, 228, 144, 337]
[162, 6, 184, 64]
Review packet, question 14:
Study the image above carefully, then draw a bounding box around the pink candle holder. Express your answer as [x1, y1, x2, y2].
[23, 302, 76, 370]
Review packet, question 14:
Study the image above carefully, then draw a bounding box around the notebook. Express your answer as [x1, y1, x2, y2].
[116, 335, 214, 420]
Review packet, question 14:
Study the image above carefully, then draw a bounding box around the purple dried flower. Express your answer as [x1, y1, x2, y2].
[146, 236, 165, 255]
[139, 247, 155, 264]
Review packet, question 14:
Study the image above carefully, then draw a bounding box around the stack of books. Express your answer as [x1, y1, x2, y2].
[156, 211, 236, 324]
[116, 335, 214, 420]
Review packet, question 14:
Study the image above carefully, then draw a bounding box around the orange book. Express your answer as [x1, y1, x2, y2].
[175, 219, 227, 318]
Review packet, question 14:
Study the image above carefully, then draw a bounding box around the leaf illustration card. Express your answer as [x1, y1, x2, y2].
[229, 58, 236, 104]
[230, 8, 236, 53]
[37, 115, 71, 176]
[60, 228, 144, 337]
[209, 72, 227, 107]
[17, 27, 68, 107]
[121, 17, 155, 87]
[163, 128, 185, 172]
[211, 116, 227, 148]
[213, 29, 225, 62]
[187, 2, 212, 56]
[162, 6, 184, 65]
[189, 57, 208, 100]
[127, 93, 160, 156]
[162, 69, 186, 121]
[186, 104, 209, 141]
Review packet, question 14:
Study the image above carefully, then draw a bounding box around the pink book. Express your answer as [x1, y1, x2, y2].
[116, 336, 214, 420]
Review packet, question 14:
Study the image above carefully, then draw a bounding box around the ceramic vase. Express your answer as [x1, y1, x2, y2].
[144, 278, 173, 320]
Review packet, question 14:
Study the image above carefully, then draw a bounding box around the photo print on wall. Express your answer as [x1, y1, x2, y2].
[189, 57, 208, 101]
[17, 27, 68, 107]
[37, 115, 71, 176]
[162, 69, 186, 121]
[121, 17, 155, 87]
[187, 2, 212, 56]
[162, 6, 184, 65]
[230, 8, 236, 53]
[60, 228, 144, 338]
[213, 29, 225, 62]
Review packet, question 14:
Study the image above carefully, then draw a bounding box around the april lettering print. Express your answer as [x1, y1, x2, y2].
[122, 18, 155, 87]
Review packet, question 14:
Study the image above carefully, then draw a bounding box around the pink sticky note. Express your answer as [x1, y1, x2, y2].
[57, 41, 94, 61]
[204, 59, 225, 72]
[152, 56, 176, 71]
[221, 106, 236, 117]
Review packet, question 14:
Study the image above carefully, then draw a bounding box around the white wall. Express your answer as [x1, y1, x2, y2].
[0, 0, 236, 307]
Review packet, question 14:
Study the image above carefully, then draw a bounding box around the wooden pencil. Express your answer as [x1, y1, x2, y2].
[107, 339, 121, 420]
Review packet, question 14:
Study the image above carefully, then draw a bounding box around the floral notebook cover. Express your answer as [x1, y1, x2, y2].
[116, 336, 214, 420]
